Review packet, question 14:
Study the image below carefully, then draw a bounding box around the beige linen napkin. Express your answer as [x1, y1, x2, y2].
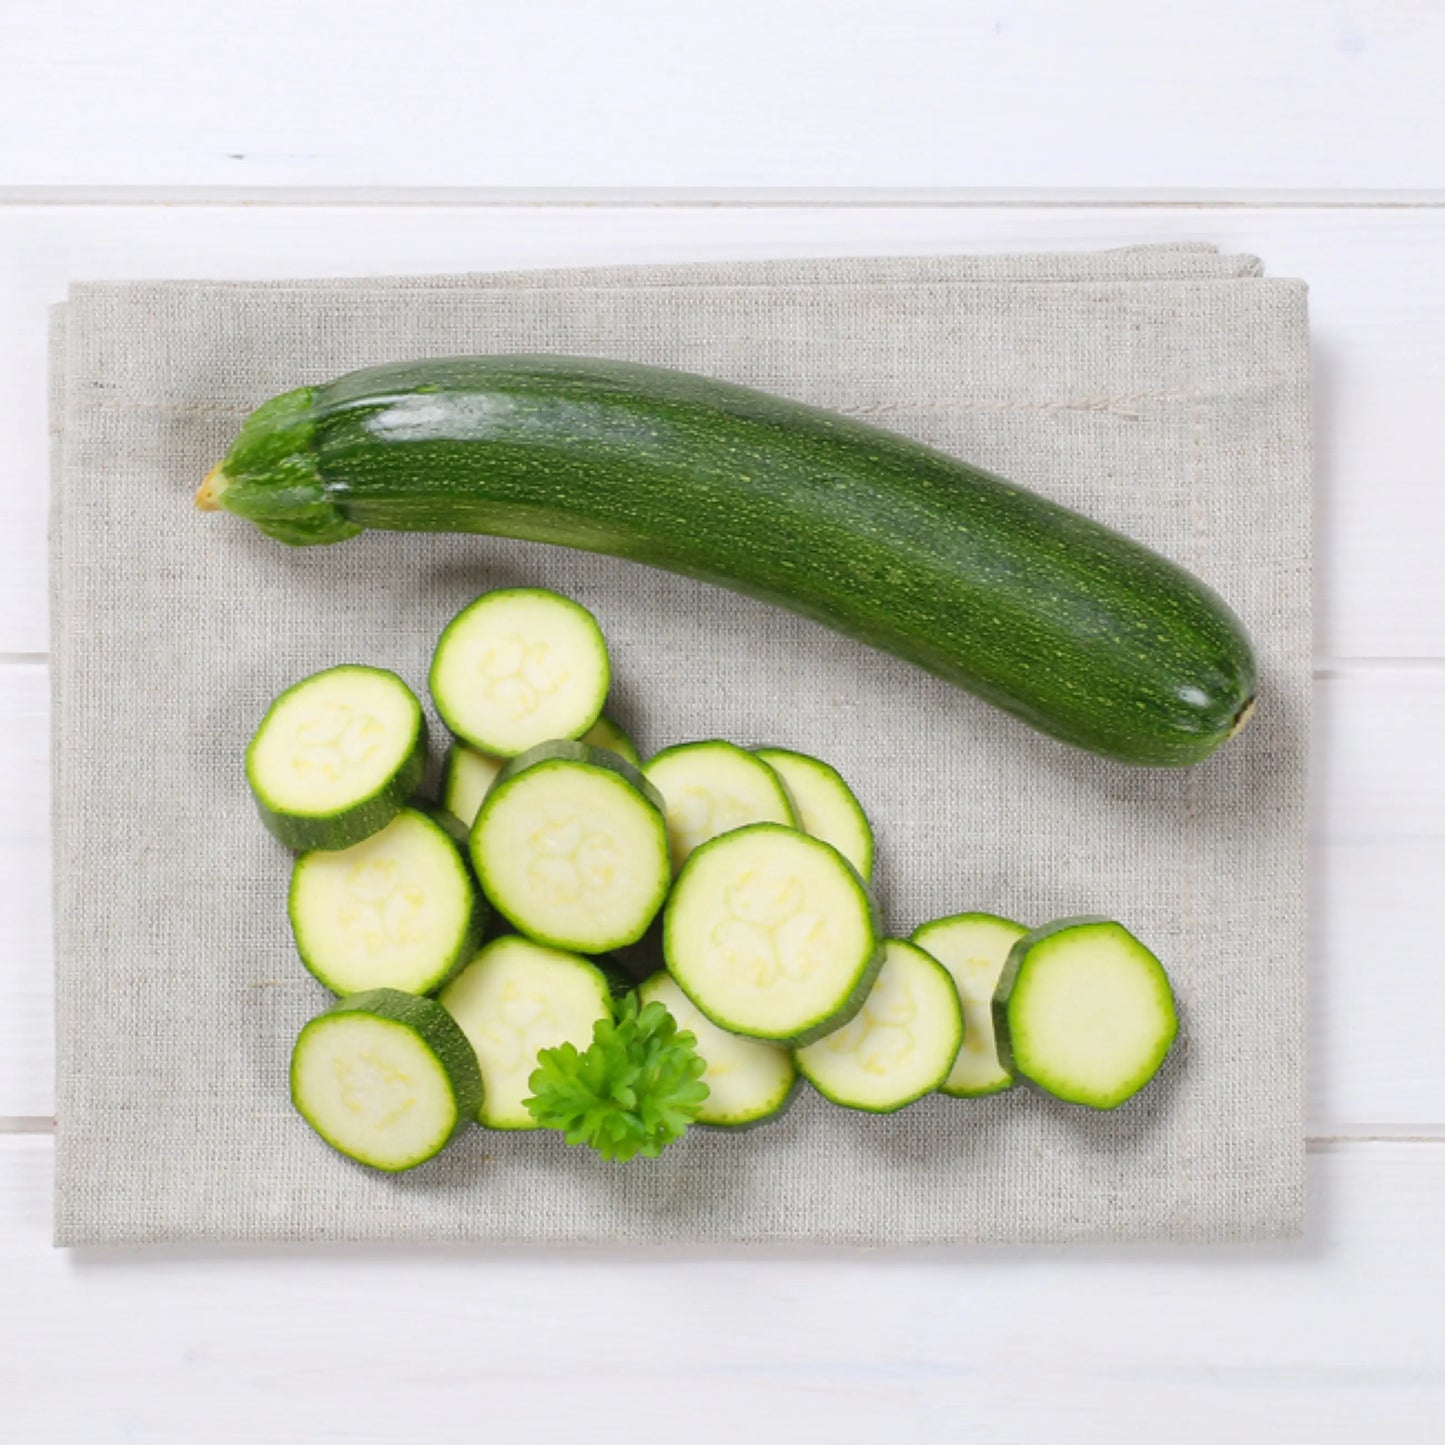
[50, 245, 1310, 1245]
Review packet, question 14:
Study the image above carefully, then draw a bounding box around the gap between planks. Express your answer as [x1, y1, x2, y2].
[3, 187, 1445, 210]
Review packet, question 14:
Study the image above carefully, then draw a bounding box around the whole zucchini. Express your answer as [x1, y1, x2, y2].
[198, 356, 1256, 765]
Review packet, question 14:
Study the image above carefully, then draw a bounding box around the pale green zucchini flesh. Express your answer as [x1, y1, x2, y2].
[994, 917, 1178, 1110]
[439, 935, 614, 1130]
[471, 740, 671, 953]
[288, 807, 483, 997]
[246, 665, 425, 850]
[638, 971, 797, 1128]
[441, 713, 639, 831]
[795, 939, 963, 1112]
[582, 715, 641, 767]
[643, 740, 797, 871]
[664, 822, 882, 1047]
[430, 587, 610, 758]
[290, 988, 482, 1171]
[440, 743, 506, 831]
[911, 911, 1028, 1098]
[754, 748, 873, 880]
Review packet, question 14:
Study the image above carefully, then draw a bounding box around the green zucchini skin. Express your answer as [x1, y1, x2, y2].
[482, 738, 668, 816]
[206, 357, 1258, 766]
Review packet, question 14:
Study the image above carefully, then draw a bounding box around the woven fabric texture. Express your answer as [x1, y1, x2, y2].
[50, 246, 1310, 1245]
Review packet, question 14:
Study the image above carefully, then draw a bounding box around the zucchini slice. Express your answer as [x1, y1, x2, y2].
[795, 938, 963, 1113]
[754, 748, 874, 880]
[441, 712, 639, 831]
[429, 588, 610, 758]
[643, 740, 797, 871]
[664, 822, 882, 1047]
[288, 807, 483, 997]
[582, 715, 642, 767]
[438, 935, 614, 1130]
[290, 988, 482, 1172]
[246, 664, 425, 850]
[471, 740, 670, 953]
[638, 971, 797, 1128]
[440, 743, 505, 831]
[911, 911, 1028, 1098]
[995, 917, 1178, 1110]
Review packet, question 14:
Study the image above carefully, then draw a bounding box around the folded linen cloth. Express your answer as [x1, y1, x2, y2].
[50, 244, 1310, 1245]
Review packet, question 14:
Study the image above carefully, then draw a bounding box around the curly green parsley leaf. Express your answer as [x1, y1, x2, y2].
[524, 994, 710, 1162]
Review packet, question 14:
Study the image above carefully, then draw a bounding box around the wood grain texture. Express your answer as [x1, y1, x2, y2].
[4, 662, 1443, 1126]
[7, 204, 1445, 655]
[2, 1135, 1443, 1441]
[2, 2, 1444, 193]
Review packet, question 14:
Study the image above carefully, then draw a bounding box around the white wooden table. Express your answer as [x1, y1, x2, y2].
[3, 4, 1443, 1439]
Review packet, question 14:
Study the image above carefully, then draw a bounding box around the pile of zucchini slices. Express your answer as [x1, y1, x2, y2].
[247, 588, 1178, 1173]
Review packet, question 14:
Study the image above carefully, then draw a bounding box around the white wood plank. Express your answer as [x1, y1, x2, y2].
[1, 1136, 1442, 1441]
[4, 662, 1445, 1126]
[0, 664, 50, 1120]
[1316, 665, 1445, 842]
[1307, 669, 1445, 1129]
[1312, 841, 1445, 1130]
[2, 2, 1444, 193]
[7, 203, 1445, 655]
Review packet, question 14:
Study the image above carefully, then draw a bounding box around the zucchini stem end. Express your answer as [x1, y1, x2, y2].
[1227, 696, 1256, 740]
[195, 464, 228, 511]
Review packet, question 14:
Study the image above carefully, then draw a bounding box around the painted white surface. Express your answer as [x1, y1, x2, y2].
[6, 1, 1445, 1437]
[1, 2, 1444, 194]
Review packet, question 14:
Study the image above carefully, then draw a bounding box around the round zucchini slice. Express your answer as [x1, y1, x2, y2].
[442, 714, 637, 831]
[643, 740, 797, 870]
[995, 917, 1178, 1110]
[246, 664, 425, 851]
[290, 988, 482, 1172]
[471, 740, 670, 953]
[439, 935, 615, 1130]
[440, 742, 505, 831]
[795, 938, 963, 1112]
[582, 715, 642, 767]
[754, 747, 874, 880]
[638, 971, 797, 1128]
[911, 911, 1028, 1098]
[429, 587, 609, 757]
[289, 807, 483, 996]
[664, 822, 882, 1047]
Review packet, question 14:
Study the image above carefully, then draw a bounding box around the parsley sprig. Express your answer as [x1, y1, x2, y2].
[524, 994, 710, 1162]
